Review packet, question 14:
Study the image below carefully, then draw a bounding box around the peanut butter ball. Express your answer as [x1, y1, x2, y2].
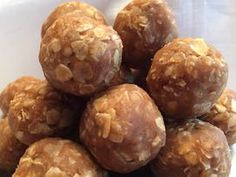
[147, 38, 228, 119]
[8, 80, 77, 145]
[40, 11, 123, 96]
[151, 119, 231, 177]
[0, 119, 27, 171]
[0, 76, 40, 115]
[201, 89, 236, 145]
[80, 84, 166, 173]
[41, 1, 106, 37]
[114, 0, 178, 69]
[13, 138, 107, 177]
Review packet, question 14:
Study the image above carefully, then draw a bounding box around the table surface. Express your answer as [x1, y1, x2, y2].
[0, 0, 235, 176]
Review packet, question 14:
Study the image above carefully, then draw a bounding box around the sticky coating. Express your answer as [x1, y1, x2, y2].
[8, 80, 77, 145]
[0, 76, 40, 115]
[41, 1, 107, 37]
[151, 119, 231, 177]
[13, 138, 107, 177]
[80, 84, 166, 173]
[147, 38, 228, 119]
[114, 0, 178, 69]
[39, 11, 123, 96]
[201, 89, 236, 145]
[0, 119, 27, 171]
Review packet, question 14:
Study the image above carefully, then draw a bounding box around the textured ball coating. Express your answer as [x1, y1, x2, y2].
[13, 138, 107, 177]
[151, 119, 231, 177]
[0, 76, 40, 115]
[147, 38, 228, 119]
[201, 89, 236, 145]
[40, 11, 123, 96]
[80, 84, 166, 173]
[41, 1, 107, 37]
[8, 81, 77, 145]
[114, 0, 178, 69]
[0, 119, 27, 171]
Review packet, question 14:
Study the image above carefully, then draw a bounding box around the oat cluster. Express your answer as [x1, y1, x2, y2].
[80, 84, 166, 173]
[0, 0, 234, 177]
[147, 38, 228, 119]
[151, 119, 231, 177]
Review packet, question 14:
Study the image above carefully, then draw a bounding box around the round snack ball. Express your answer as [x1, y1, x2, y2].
[114, 0, 178, 69]
[8, 80, 77, 145]
[41, 1, 107, 37]
[0, 118, 27, 171]
[201, 89, 236, 145]
[151, 119, 231, 177]
[0, 76, 40, 115]
[147, 38, 228, 119]
[80, 84, 166, 173]
[39, 11, 123, 96]
[13, 138, 107, 177]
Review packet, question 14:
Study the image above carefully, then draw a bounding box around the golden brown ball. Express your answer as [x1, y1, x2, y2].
[114, 0, 178, 69]
[147, 38, 228, 119]
[151, 119, 231, 177]
[80, 84, 166, 173]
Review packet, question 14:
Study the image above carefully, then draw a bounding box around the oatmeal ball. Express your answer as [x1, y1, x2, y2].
[80, 84, 166, 173]
[41, 1, 107, 37]
[13, 138, 107, 177]
[114, 0, 178, 69]
[40, 11, 123, 96]
[201, 89, 236, 145]
[0, 118, 27, 171]
[8, 80, 77, 145]
[147, 38, 228, 119]
[151, 119, 231, 177]
[0, 76, 40, 115]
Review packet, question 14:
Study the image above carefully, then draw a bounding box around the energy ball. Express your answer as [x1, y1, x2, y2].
[201, 89, 236, 145]
[114, 0, 178, 69]
[151, 119, 231, 177]
[41, 1, 107, 37]
[147, 38, 228, 119]
[8, 80, 77, 145]
[80, 84, 166, 173]
[39, 11, 123, 96]
[13, 138, 107, 177]
[0, 76, 40, 115]
[0, 118, 27, 171]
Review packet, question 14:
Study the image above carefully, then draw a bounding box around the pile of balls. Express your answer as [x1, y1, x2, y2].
[0, 0, 235, 177]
